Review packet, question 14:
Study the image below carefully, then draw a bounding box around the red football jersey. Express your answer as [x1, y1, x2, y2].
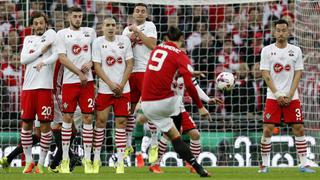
[142, 42, 203, 108]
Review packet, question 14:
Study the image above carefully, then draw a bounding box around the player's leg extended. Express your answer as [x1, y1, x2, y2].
[35, 122, 53, 174]
[82, 113, 94, 174]
[21, 121, 36, 174]
[165, 126, 210, 177]
[292, 124, 315, 173]
[149, 135, 168, 173]
[259, 123, 274, 173]
[147, 120, 159, 164]
[92, 107, 111, 174]
[115, 117, 128, 174]
[186, 129, 201, 173]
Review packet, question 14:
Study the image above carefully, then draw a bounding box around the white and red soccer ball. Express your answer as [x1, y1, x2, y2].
[216, 72, 235, 91]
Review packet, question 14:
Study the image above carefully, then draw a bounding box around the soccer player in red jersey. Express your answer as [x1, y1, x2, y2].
[141, 26, 210, 177]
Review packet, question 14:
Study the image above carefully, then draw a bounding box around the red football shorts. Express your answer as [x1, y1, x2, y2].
[62, 81, 94, 114]
[263, 99, 304, 124]
[129, 72, 144, 103]
[95, 93, 131, 116]
[181, 111, 197, 133]
[21, 89, 54, 122]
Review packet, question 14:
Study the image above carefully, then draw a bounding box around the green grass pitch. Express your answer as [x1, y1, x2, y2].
[0, 167, 319, 180]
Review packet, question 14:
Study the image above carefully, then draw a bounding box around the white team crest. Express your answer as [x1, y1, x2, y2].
[63, 102, 68, 109]
[265, 113, 271, 120]
[21, 109, 24, 115]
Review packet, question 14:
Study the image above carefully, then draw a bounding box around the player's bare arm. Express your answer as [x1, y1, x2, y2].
[59, 53, 88, 86]
[208, 98, 223, 105]
[81, 61, 93, 74]
[129, 24, 157, 50]
[192, 71, 206, 78]
[284, 70, 302, 106]
[183, 74, 211, 121]
[93, 62, 121, 94]
[119, 58, 134, 96]
[262, 70, 286, 106]
[193, 78, 223, 105]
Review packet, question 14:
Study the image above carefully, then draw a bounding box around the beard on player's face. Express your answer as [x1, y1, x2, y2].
[33, 25, 46, 36]
[71, 20, 81, 29]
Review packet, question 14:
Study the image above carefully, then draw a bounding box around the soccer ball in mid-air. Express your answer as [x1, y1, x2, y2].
[216, 72, 235, 91]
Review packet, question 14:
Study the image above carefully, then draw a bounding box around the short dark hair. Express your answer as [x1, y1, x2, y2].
[134, 3, 148, 10]
[166, 26, 183, 41]
[30, 11, 48, 25]
[274, 19, 289, 27]
[68, 6, 83, 14]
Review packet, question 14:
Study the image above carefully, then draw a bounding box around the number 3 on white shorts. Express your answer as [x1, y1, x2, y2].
[148, 49, 168, 71]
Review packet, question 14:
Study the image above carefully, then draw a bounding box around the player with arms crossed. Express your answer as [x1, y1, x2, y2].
[259, 19, 315, 173]
[122, 3, 159, 165]
[20, 11, 58, 173]
[141, 26, 211, 177]
[92, 17, 133, 174]
[56, 6, 96, 173]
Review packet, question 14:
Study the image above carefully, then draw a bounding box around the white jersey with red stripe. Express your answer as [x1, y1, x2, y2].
[122, 21, 157, 72]
[92, 35, 133, 94]
[260, 43, 303, 100]
[56, 27, 96, 84]
[21, 29, 58, 90]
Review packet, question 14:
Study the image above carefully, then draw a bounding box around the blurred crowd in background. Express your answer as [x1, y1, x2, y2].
[0, 0, 319, 125]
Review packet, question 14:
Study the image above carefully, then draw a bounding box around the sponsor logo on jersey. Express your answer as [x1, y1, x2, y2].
[285, 64, 291, 71]
[273, 63, 284, 73]
[83, 44, 88, 52]
[106, 56, 116, 66]
[130, 34, 143, 47]
[29, 49, 35, 54]
[72, 44, 82, 55]
[117, 57, 123, 64]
